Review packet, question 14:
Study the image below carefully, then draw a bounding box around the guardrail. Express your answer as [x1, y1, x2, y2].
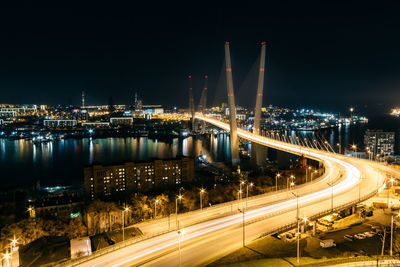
[299, 255, 399, 267]
[58, 189, 378, 267]
[257, 189, 378, 239]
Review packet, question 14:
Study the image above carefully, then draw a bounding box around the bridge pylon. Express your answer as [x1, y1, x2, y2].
[253, 41, 267, 135]
[188, 75, 196, 132]
[224, 42, 239, 165]
[199, 75, 208, 134]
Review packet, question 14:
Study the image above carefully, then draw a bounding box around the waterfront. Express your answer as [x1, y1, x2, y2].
[0, 135, 232, 187]
[1, 115, 399, 187]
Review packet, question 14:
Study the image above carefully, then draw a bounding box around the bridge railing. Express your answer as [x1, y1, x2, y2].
[57, 189, 378, 267]
[256, 189, 378, 239]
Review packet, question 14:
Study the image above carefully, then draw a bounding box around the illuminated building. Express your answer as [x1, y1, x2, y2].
[364, 130, 395, 159]
[43, 119, 77, 127]
[84, 156, 194, 199]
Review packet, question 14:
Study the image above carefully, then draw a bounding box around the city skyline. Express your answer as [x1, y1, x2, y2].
[1, 3, 400, 113]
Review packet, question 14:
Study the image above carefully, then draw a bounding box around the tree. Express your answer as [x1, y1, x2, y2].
[104, 202, 118, 232]
[87, 200, 107, 234]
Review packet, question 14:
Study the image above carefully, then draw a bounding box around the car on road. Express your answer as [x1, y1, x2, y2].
[354, 233, 366, 239]
[344, 234, 354, 241]
[364, 231, 375, 237]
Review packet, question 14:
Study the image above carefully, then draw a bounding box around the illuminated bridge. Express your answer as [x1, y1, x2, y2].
[61, 42, 400, 267]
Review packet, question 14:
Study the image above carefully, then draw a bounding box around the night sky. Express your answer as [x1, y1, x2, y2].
[1, 2, 400, 114]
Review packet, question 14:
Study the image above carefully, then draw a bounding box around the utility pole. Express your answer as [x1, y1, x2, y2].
[224, 42, 239, 165]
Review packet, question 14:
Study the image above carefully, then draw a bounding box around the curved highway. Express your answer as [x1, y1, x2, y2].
[66, 115, 400, 267]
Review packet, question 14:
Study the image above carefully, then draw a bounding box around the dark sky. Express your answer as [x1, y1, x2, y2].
[1, 2, 400, 114]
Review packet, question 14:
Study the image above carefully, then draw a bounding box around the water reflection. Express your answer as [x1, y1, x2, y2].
[0, 122, 371, 187]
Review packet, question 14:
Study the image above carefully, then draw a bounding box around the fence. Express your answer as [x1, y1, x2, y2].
[299, 256, 400, 267]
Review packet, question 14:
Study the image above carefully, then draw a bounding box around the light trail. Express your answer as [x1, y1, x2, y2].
[71, 115, 391, 267]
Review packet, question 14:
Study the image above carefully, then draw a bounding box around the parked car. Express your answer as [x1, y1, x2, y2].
[344, 234, 354, 241]
[320, 239, 336, 248]
[354, 233, 366, 239]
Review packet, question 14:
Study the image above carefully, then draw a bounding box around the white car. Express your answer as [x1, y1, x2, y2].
[354, 233, 367, 239]
[364, 231, 375, 237]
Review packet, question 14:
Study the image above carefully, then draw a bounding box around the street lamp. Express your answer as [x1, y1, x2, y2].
[154, 199, 159, 218]
[122, 207, 129, 242]
[292, 192, 301, 265]
[351, 144, 357, 157]
[176, 195, 183, 229]
[238, 208, 245, 247]
[9, 236, 17, 267]
[275, 173, 281, 192]
[237, 190, 242, 201]
[390, 213, 400, 256]
[336, 143, 341, 154]
[240, 181, 245, 200]
[311, 169, 318, 182]
[200, 188, 205, 210]
[246, 182, 254, 209]
[3, 252, 9, 267]
[327, 182, 334, 211]
[306, 166, 311, 183]
[177, 229, 185, 267]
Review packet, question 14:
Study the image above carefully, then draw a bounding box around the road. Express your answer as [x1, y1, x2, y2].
[66, 115, 400, 267]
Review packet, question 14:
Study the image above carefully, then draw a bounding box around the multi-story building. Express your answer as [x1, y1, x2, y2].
[364, 130, 395, 159]
[110, 117, 133, 126]
[43, 119, 77, 128]
[84, 156, 194, 199]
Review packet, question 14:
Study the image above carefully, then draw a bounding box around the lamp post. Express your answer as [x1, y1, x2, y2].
[154, 199, 159, 218]
[327, 182, 334, 211]
[351, 144, 357, 158]
[176, 195, 182, 229]
[389, 178, 395, 209]
[276, 173, 281, 192]
[200, 188, 205, 210]
[306, 166, 311, 183]
[2, 253, 9, 267]
[337, 143, 341, 154]
[240, 181, 245, 200]
[246, 182, 253, 209]
[9, 237, 16, 267]
[122, 207, 129, 242]
[390, 213, 399, 256]
[177, 229, 185, 267]
[311, 169, 318, 182]
[292, 192, 300, 265]
[238, 208, 245, 247]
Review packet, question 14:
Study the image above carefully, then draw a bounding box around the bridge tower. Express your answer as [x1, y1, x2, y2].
[199, 75, 208, 134]
[81, 89, 85, 108]
[188, 75, 196, 132]
[224, 42, 239, 165]
[253, 41, 267, 135]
